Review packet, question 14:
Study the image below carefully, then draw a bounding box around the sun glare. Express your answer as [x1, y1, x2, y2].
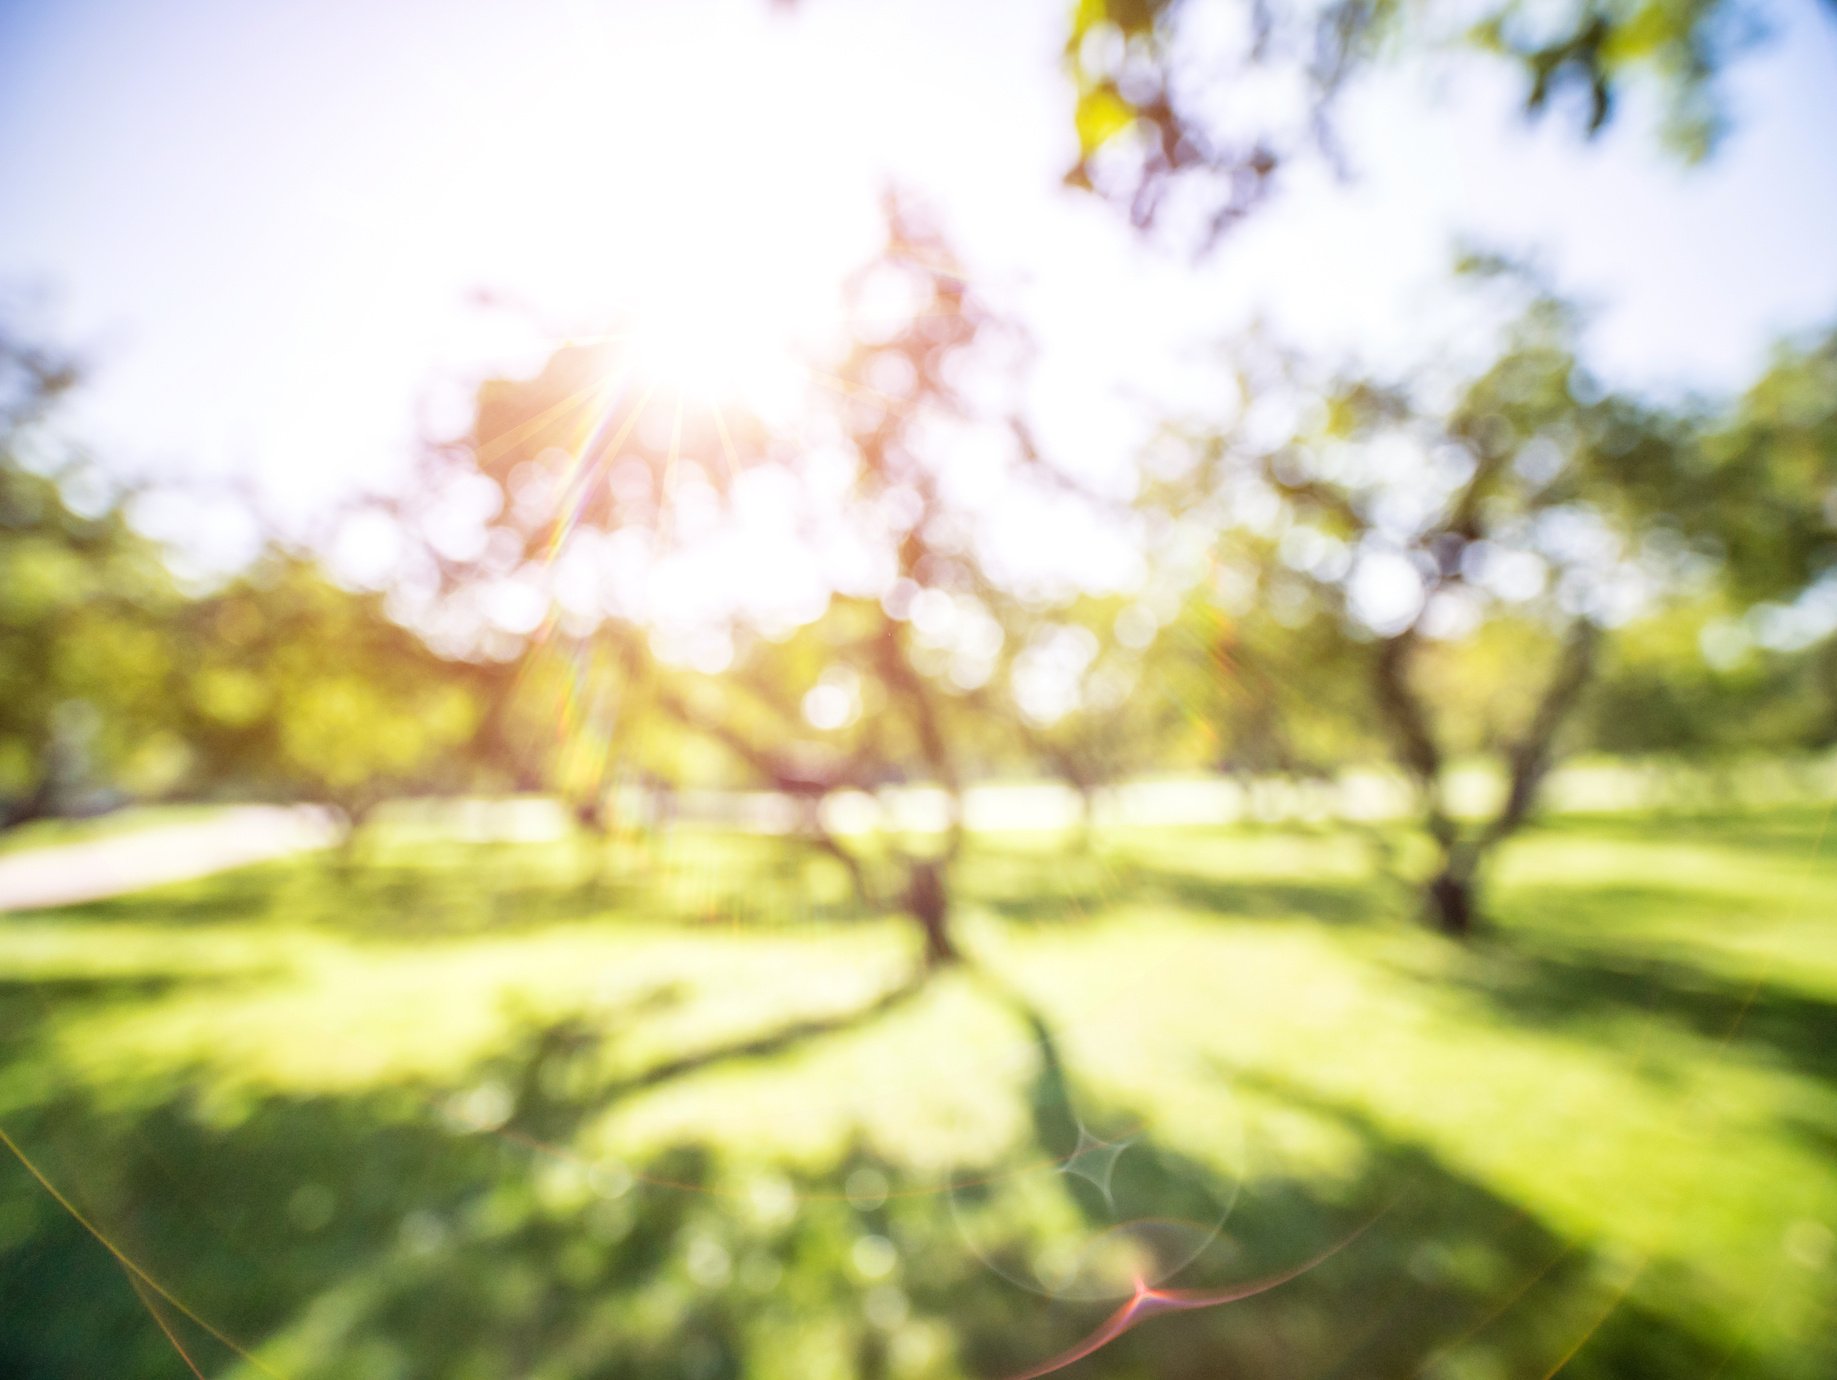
[458, 16, 879, 420]
[615, 229, 827, 414]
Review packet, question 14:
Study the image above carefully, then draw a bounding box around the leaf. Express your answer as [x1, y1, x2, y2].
[1075, 83, 1136, 158]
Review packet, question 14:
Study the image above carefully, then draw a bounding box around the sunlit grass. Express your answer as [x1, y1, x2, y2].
[2, 808, 1833, 1377]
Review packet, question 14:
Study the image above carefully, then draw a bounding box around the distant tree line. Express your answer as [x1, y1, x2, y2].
[3, 223, 1832, 949]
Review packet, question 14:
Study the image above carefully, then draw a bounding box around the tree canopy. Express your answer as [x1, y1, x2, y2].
[0, 334, 185, 826]
[1064, 0, 1770, 247]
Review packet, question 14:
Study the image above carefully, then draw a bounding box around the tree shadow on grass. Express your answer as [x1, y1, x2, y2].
[0, 960, 936, 1380]
[1, 966, 1810, 1379]
[969, 855, 1379, 929]
[1392, 935, 1837, 1097]
[0, 969, 284, 1092]
[0, 969, 271, 1028]
[30, 849, 632, 936]
[22, 834, 854, 940]
[1532, 806, 1837, 860]
[930, 981, 1758, 1380]
[1132, 863, 1378, 926]
[1186, 1065, 1792, 1380]
[0, 1061, 734, 1378]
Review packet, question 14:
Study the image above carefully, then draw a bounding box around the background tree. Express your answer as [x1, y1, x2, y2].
[1062, 0, 1776, 248]
[984, 590, 1210, 842]
[1161, 283, 1722, 933]
[1166, 548, 1380, 784]
[171, 551, 484, 835]
[1582, 596, 1837, 763]
[1695, 322, 1837, 605]
[1574, 322, 1837, 771]
[0, 333, 185, 830]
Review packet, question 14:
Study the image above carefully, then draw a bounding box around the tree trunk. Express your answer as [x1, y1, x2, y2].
[0, 773, 57, 834]
[329, 797, 381, 871]
[0, 795, 46, 834]
[905, 858, 958, 967]
[1071, 782, 1097, 854]
[571, 796, 603, 833]
[1425, 863, 1477, 938]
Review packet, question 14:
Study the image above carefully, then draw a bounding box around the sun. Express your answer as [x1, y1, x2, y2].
[616, 231, 821, 415]
[517, 33, 873, 421]
[397, 11, 888, 425]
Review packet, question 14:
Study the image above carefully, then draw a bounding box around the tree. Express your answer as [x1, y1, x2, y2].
[1061, 0, 1769, 248]
[1161, 284, 1715, 933]
[1581, 596, 1837, 761]
[399, 198, 1122, 966]
[984, 590, 1208, 842]
[1575, 322, 1837, 767]
[0, 332, 185, 829]
[171, 551, 484, 832]
[1696, 323, 1837, 606]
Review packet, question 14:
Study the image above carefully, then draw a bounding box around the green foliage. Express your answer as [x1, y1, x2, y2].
[1, 331, 493, 828]
[1006, 593, 1208, 788]
[402, 199, 1162, 950]
[1065, 0, 1758, 245]
[1157, 577, 1378, 774]
[1147, 290, 1731, 927]
[1568, 325, 1837, 760]
[1696, 325, 1837, 603]
[171, 555, 484, 817]
[0, 335, 186, 825]
[1584, 597, 1837, 755]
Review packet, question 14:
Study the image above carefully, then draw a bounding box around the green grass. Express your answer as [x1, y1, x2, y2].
[2, 808, 1833, 1378]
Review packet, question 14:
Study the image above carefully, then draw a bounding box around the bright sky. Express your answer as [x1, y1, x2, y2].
[2, 0, 1835, 549]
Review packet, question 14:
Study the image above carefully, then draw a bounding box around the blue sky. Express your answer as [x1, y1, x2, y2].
[2, 0, 1835, 536]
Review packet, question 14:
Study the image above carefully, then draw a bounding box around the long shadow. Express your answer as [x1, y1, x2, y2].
[29, 847, 637, 936]
[607, 973, 930, 1100]
[963, 844, 1378, 930]
[0, 969, 268, 1028]
[1128, 862, 1377, 926]
[467, 967, 931, 1150]
[1197, 1066, 1782, 1380]
[1404, 935, 1837, 1095]
[0, 949, 930, 1380]
[1531, 806, 1837, 860]
[0, 969, 282, 1099]
[932, 981, 1758, 1379]
[0, 1046, 731, 1378]
[22, 834, 842, 940]
[2, 968, 1817, 1379]
[1, 969, 898, 1374]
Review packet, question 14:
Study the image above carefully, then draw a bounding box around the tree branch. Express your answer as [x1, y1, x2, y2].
[1480, 618, 1600, 850]
[873, 618, 966, 861]
[1371, 631, 1458, 850]
[647, 682, 877, 911]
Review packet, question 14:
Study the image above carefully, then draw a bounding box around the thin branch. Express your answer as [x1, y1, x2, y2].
[646, 682, 877, 910]
[873, 618, 966, 861]
[1480, 618, 1600, 850]
[1370, 631, 1458, 850]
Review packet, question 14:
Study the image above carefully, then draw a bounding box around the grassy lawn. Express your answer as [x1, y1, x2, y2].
[1, 808, 1833, 1378]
